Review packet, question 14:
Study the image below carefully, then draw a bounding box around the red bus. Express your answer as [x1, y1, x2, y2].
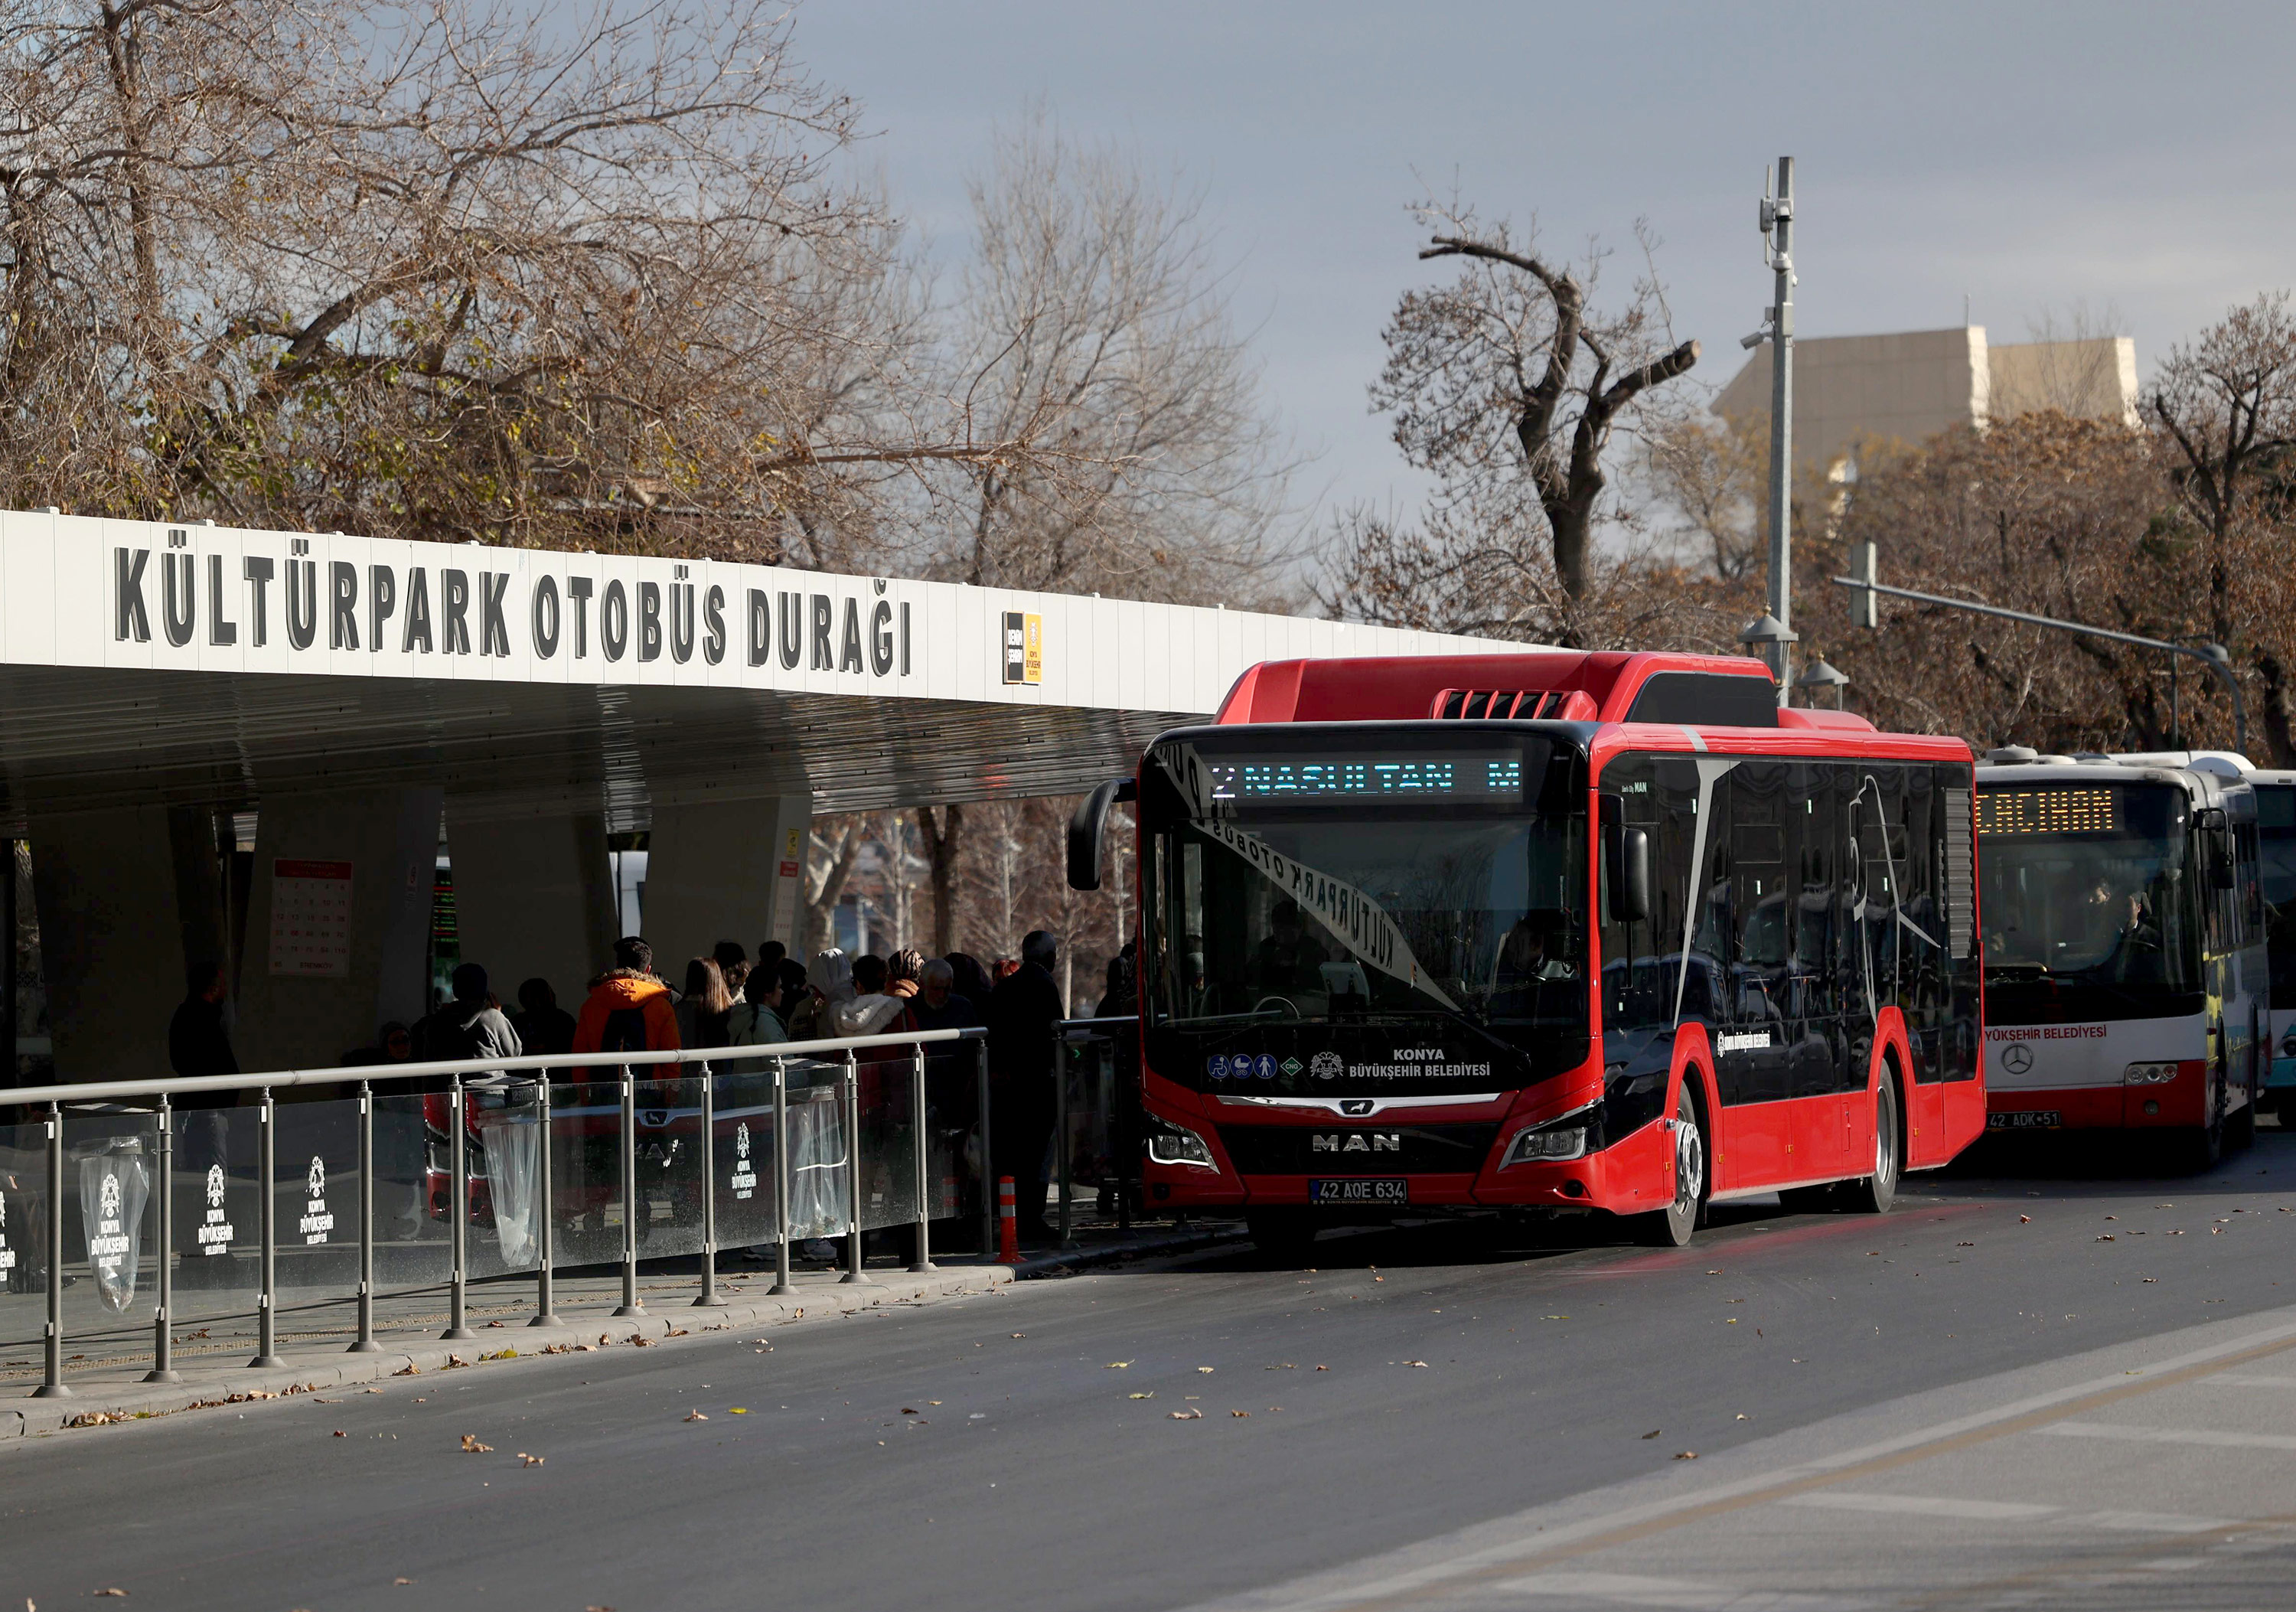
[1071, 651, 1988, 1253]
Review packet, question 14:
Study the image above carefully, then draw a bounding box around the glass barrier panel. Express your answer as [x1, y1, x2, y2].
[1061, 1033, 1124, 1211]
[857, 1053, 919, 1232]
[465, 1078, 542, 1282]
[370, 1092, 453, 1299]
[925, 1051, 986, 1251]
[169, 1103, 271, 1333]
[548, 1072, 626, 1273]
[712, 1064, 781, 1253]
[629, 1073, 704, 1264]
[0, 1118, 48, 1362]
[783, 1059, 849, 1241]
[272, 1097, 363, 1316]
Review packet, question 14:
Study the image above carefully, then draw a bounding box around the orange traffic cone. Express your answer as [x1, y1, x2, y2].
[996, 1176, 1022, 1264]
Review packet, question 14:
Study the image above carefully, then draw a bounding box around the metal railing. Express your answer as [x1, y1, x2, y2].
[0, 1030, 988, 1398]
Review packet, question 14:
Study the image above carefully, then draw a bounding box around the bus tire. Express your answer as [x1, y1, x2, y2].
[2180, 1105, 2224, 1174]
[1246, 1211, 1319, 1263]
[1632, 1085, 1707, 1248]
[1846, 1075, 1900, 1216]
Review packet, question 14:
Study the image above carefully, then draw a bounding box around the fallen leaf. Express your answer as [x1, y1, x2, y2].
[1407, 1360, 1429, 1368]
[1673, 1450, 1698, 1460]
[685, 1410, 709, 1422]
[333, 1431, 347, 1438]
[444, 1356, 471, 1369]
[1197, 1366, 1215, 1374]
[520, 1454, 544, 1467]
[394, 1579, 413, 1586]
[901, 1408, 919, 1415]
[1011, 1333, 1026, 1339]
[2018, 1215, 2031, 1224]
[1231, 1409, 1251, 1418]
[1168, 1408, 1202, 1420]
[1106, 1361, 1132, 1369]
[1128, 1392, 1154, 1400]
[1314, 1364, 1329, 1371]
[2144, 1278, 2157, 1283]
[488, 1320, 504, 1327]
[393, 1364, 420, 1376]
[1736, 1413, 1750, 1421]
[631, 1335, 655, 1346]
[1640, 1429, 1660, 1439]
[459, 1434, 492, 1453]
[729, 1408, 749, 1415]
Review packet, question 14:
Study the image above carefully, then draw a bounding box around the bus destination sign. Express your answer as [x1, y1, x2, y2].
[1206, 754, 1525, 803]
[1975, 786, 2119, 837]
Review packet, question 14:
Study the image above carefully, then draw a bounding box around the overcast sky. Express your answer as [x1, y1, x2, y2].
[796, 1, 2296, 539]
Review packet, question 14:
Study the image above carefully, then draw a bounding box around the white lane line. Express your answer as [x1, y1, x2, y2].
[1782, 1493, 2056, 1520]
[1500, 1571, 1870, 1610]
[2044, 1420, 2296, 1451]
[2076, 1509, 2242, 1535]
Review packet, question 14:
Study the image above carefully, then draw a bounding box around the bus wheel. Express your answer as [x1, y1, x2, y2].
[1846, 1078, 1900, 1215]
[2180, 1102, 2224, 1174]
[1632, 1088, 1706, 1248]
[1246, 1211, 1319, 1264]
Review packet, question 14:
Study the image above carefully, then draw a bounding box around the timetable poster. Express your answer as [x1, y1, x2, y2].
[269, 859, 354, 977]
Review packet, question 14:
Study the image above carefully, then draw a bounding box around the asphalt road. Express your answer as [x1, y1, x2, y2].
[9, 1127, 2296, 1612]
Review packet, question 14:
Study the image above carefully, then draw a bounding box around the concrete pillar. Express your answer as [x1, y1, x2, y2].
[641, 794, 812, 977]
[28, 806, 190, 1082]
[443, 799, 615, 1010]
[233, 787, 441, 1072]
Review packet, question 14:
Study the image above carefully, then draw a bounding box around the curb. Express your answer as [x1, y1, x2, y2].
[4, 1264, 1013, 1441]
[1013, 1222, 1246, 1278]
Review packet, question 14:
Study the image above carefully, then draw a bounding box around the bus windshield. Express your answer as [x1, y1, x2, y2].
[1977, 781, 2203, 1023]
[2258, 782, 2296, 1010]
[1139, 731, 1589, 1092]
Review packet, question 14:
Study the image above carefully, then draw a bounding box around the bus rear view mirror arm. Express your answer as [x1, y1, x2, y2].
[1068, 775, 1138, 891]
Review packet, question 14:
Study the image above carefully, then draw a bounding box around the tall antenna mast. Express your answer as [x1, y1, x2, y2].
[1738, 156, 1799, 703]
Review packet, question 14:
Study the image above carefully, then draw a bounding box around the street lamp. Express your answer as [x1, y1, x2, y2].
[1739, 614, 1799, 696]
[1794, 657, 1849, 709]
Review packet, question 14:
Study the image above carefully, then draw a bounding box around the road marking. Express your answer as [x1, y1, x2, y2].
[1780, 1493, 2239, 1533]
[1500, 1571, 1870, 1610]
[1782, 1493, 2056, 1520]
[2077, 1510, 2242, 1534]
[2199, 1373, 2296, 1388]
[1172, 1313, 2296, 1612]
[2045, 1421, 2296, 1451]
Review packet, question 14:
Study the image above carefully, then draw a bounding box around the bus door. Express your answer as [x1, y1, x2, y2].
[1846, 765, 1927, 1159]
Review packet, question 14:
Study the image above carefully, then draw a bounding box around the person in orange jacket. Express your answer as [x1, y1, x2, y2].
[572, 936, 681, 1072]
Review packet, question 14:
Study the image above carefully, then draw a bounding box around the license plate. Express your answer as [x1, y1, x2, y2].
[1309, 1178, 1407, 1206]
[1988, 1111, 2063, 1131]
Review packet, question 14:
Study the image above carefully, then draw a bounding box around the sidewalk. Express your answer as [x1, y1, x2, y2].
[1, 1216, 1244, 1440]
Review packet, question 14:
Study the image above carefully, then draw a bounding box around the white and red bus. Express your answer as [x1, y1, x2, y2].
[1072, 651, 1986, 1254]
[1976, 750, 2265, 1166]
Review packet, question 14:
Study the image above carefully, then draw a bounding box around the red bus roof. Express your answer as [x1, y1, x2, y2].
[1217, 650, 1776, 725]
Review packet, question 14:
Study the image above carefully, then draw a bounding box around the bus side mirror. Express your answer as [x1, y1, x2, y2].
[2210, 855, 2236, 891]
[1608, 825, 1651, 923]
[1067, 776, 1138, 891]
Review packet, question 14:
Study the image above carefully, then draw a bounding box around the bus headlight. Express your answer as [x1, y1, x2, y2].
[1503, 1121, 1590, 1167]
[2123, 1062, 2179, 1085]
[1145, 1119, 1218, 1170]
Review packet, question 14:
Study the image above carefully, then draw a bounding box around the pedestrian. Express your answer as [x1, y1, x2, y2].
[572, 936, 681, 1060]
[1097, 941, 1138, 1020]
[675, 956, 735, 1049]
[510, 978, 577, 1057]
[756, 938, 788, 979]
[946, 951, 994, 1009]
[168, 960, 237, 1082]
[712, 940, 751, 1002]
[726, 965, 788, 1045]
[342, 1022, 414, 1066]
[887, 948, 925, 1005]
[911, 958, 980, 1032]
[786, 948, 849, 1042]
[833, 953, 914, 1037]
[987, 931, 1065, 1242]
[413, 962, 523, 1066]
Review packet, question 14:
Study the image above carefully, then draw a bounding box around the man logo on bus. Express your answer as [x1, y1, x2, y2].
[2002, 1043, 2034, 1075]
[1309, 1051, 1343, 1081]
[206, 1164, 226, 1209]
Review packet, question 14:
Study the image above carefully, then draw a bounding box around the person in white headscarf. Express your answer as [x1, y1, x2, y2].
[785, 948, 850, 1043]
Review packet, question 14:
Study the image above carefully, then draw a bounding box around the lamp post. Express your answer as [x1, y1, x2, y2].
[1795, 658, 1849, 710]
[1739, 155, 1798, 703]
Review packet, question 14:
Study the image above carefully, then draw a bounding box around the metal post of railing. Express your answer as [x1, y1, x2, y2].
[1053, 1026, 1076, 1250]
[841, 1051, 869, 1285]
[249, 1087, 283, 1368]
[530, 1075, 561, 1326]
[976, 1038, 994, 1259]
[349, 1082, 378, 1353]
[768, 1056, 794, 1296]
[694, 1059, 725, 1307]
[614, 1063, 643, 1317]
[34, 1102, 69, 1398]
[144, 1093, 182, 1382]
[442, 1075, 474, 1341]
[908, 1043, 934, 1274]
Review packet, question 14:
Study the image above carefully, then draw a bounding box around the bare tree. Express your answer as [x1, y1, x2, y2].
[1324, 201, 1698, 644]
[2150, 293, 2296, 763]
[923, 112, 1298, 606]
[1644, 408, 1769, 582]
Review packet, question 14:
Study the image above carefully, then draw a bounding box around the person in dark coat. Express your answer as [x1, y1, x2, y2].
[413, 963, 523, 1067]
[510, 980, 577, 1058]
[986, 930, 1065, 1242]
[168, 960, 237, 1082]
